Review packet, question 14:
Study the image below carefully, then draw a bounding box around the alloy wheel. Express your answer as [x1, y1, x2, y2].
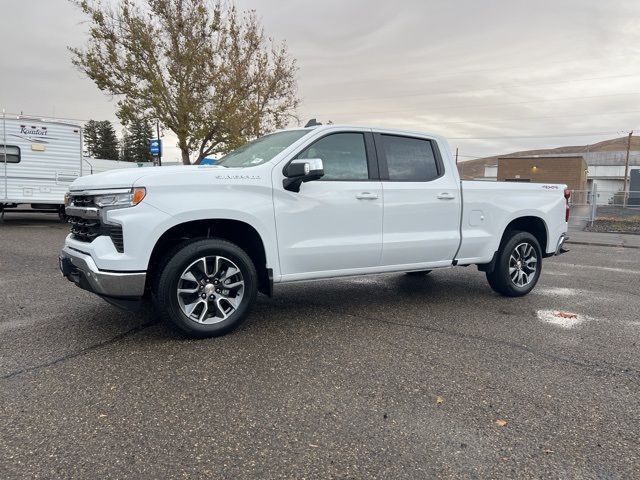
[176, 255, 245, 324]
[509, 242, 538, 287]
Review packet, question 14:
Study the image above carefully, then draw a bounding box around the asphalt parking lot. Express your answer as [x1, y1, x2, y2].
[1, 214, 639, 479]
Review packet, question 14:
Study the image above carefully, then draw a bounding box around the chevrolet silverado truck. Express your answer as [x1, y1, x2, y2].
[59, 125, 569, 337]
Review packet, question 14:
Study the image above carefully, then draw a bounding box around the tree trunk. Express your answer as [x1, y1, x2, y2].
[181, 148, 191, 165]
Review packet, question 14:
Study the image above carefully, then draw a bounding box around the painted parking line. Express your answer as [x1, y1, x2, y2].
[535, 287, 579, 296]
[551, 262, 640, 275]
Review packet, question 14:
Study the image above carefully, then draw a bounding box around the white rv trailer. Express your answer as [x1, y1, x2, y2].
[1, 114, 82, 218]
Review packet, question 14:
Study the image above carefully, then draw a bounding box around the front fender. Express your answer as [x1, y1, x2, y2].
[141, 183, 279, 277]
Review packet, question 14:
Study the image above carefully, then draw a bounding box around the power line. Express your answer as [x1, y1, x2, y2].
[448, 131, 621, 140]
[2, 113, 634, 144]
[2, 111, 97, 124]
[422, 109, 640, 127]
[303, 73, 640, 105]
[12, 104, 640, 128]
[307, 53, 633, 90]
[316, 92, 640, 117]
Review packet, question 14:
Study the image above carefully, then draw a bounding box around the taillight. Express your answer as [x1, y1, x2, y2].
[564, 188, 571, 222]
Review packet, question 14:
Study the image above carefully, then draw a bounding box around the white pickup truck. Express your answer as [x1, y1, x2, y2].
[59, 125, 569, 337]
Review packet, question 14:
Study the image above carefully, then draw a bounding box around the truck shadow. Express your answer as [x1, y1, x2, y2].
[241, 272, 492, 333]
[87, 272, 494, 342]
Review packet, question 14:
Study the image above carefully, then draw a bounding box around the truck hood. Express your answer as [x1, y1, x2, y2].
[69, 165, 225, 191]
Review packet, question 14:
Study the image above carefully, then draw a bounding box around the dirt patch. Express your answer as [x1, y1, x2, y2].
[585, 216, 640, 234]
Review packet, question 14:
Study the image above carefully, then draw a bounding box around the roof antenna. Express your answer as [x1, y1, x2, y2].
[304, 118, 322, 128]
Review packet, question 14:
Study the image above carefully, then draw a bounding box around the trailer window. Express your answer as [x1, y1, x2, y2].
[0, 145, 20, 163]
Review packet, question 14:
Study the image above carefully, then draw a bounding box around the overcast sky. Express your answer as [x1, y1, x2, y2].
[2, 0, 640, 162]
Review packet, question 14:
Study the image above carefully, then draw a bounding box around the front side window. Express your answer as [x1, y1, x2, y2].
[217, 130, 308, 168]
[297, 133, 369, 181]
[381, 135, 439, 181]
[0, 145, 20, 163]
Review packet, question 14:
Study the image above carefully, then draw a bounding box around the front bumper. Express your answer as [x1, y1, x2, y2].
[59, 245, 146, 298]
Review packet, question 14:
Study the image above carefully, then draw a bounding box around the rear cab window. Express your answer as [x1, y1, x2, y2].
[376, 134, 441, 181]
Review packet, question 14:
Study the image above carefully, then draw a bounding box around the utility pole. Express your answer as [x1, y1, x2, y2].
[623, 130, 633, 207]
[455, 147, 459, 165]
[156, 120, 162, 166]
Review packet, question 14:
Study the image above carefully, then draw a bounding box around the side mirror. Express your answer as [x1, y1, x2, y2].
[283, 158, 324, 192]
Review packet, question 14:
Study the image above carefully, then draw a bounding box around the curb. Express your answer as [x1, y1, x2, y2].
[584, 230, 640, 236]
[566, 240, 640, 250]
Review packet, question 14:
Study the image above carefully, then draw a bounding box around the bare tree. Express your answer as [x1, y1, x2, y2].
[70, 0, 299, 164]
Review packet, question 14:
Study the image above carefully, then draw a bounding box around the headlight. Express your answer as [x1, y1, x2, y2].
[94, 187, 146, 209]
[64, 192, 71, 207]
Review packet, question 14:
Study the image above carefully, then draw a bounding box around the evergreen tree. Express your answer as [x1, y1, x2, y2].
[128, 118, 154, 163]
[95, 120, 119, 160]
[119, 127, 134, 162]
[83, 120, 100, 157]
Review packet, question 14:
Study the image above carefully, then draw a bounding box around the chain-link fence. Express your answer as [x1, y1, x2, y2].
[569, 188, 597, 228]
[569, 185, 640, 228]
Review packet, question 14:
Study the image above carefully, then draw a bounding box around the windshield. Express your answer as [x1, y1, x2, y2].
[217, 129, 309, 168]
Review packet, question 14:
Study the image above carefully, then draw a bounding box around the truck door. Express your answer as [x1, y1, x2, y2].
[273, 131, 383, 278]
[375, 133, 461, 266]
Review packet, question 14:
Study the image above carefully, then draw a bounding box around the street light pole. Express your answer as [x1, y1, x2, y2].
[623, 130, 633, 207]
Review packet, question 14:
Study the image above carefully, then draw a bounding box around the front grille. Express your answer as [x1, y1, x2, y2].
[67, 194, 124, 253]
[69, 217, 102, 242]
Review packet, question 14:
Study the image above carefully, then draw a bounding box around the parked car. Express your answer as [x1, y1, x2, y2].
[59, 125, 570, 337]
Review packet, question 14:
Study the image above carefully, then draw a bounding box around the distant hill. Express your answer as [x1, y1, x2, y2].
[458, 136, 640, 179]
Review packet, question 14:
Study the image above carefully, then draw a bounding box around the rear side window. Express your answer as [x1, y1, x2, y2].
[0, 145, 20, 163]
[297, 133, 369, 181]
[381, 135, 439, 181]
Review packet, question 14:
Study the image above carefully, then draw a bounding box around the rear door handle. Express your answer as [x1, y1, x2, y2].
[437, 193, 455, 200]
[356, 192, 379, 200]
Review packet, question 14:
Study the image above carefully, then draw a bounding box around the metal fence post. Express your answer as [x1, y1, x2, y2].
[590, 183, 598, 225]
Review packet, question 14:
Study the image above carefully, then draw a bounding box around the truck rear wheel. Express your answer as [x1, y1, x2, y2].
[153, 238, 258, 338]
[486, 231, 542, 297]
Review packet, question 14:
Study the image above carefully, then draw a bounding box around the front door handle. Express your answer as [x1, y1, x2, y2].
[355, 192, 379, 200]
[437, 193, 455, 200]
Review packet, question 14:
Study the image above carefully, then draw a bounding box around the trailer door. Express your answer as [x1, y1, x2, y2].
[0, 147, 23, 201]
[1, 114, 6, 201]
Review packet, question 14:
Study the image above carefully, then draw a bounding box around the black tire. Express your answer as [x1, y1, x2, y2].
[58, 206, 68, 223]
[153, 238, 258, 338]
[486, 230, 542, 297]
[405, 270, 432, 277]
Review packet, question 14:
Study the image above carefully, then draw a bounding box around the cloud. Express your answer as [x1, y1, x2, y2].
[2, 0, 640, 161]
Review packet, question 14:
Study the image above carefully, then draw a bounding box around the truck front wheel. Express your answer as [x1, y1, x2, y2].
[485, 231, 542, 297]
[153, 238, 258, 338]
